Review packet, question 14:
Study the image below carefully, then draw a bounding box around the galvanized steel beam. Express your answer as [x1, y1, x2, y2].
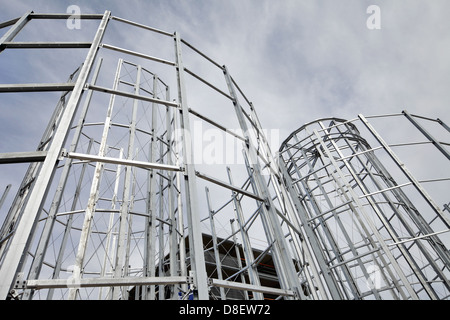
[0, 10, 111, 300]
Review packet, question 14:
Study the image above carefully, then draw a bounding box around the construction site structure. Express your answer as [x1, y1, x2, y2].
[0, 11, 448, 300]
[278, 116, 450, 299]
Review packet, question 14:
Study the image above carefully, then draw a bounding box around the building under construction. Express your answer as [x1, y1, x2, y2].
[0, 11, 449, 300]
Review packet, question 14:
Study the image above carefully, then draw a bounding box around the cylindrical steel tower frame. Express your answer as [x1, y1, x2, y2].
[278, 116, 450, 300]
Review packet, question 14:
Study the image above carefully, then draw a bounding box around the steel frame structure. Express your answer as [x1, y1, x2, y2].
[0, 10, 305, 300]
[278, 115, 450, 300]
[0, 11, 448, 300]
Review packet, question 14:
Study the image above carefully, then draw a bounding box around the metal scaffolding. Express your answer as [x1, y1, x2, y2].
[278, 115, 450, 300]
[0, 10, 304, 300]
[0, 11, 448, 300]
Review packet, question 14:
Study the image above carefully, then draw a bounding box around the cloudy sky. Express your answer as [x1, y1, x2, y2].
[1, 0, 449, 223]
[2, 0, 450, 128]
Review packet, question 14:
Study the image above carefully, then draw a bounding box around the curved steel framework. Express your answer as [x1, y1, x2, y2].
[0, 10, 305, 300]
[278, 116, 450, 299]
[0, 11, 448, 300]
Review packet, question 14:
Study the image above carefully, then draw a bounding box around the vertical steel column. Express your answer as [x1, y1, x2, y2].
[226, 167, 263, 300]
[205, 187, 226, 300]
[68, 54, 121, 301]
[99, 148, 123, 299]
[144, 74, 159, 300]
[242, 150, 300, 298]
[112, 64, 142, 300]
[229, 220, 249, 300]
[158, 128, 166, 300]
[0, 11, 111, 300]
[174, 32, 209, 299]
[166, 100, 179, 299]
[223, 65, 304, 299]
[24, 58, 103, 300]
[46, 138, 94, 300]
[247, 102, 331, 299]
[125, 160, 137, 291]
[173, 107, 188, 296]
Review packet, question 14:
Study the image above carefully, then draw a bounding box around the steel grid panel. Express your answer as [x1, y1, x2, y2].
[0, 10, 306, 300]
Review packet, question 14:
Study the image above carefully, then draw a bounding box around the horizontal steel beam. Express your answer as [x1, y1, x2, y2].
[387, 229, 450, 247]
[2, 42, 92, 49]
[180, 38, 223, 69]
[101, 43, 176, 66]
[358, 182, 412, 199]
[85, 84, 179, 108]
[184, 67, 233, 100]
[0, 17, 20, 29]
[403, 110, 450, 161]
[195, 170, 264, 202]
[188, 108, 246, 142]
[110, 16, 173, 37]
[336, 146, 383, 161]
[29, 13, 105, 19]
[0, 11, 31, 48]
[329, 247, 381, 269]
[307, 200, 353, 222]
[210, 278, 295, 297]
[0, 83, 75, 92]
[0, 151, 47, 164]
[67, 152, 182, 172]
[22, 276, 188, 290]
